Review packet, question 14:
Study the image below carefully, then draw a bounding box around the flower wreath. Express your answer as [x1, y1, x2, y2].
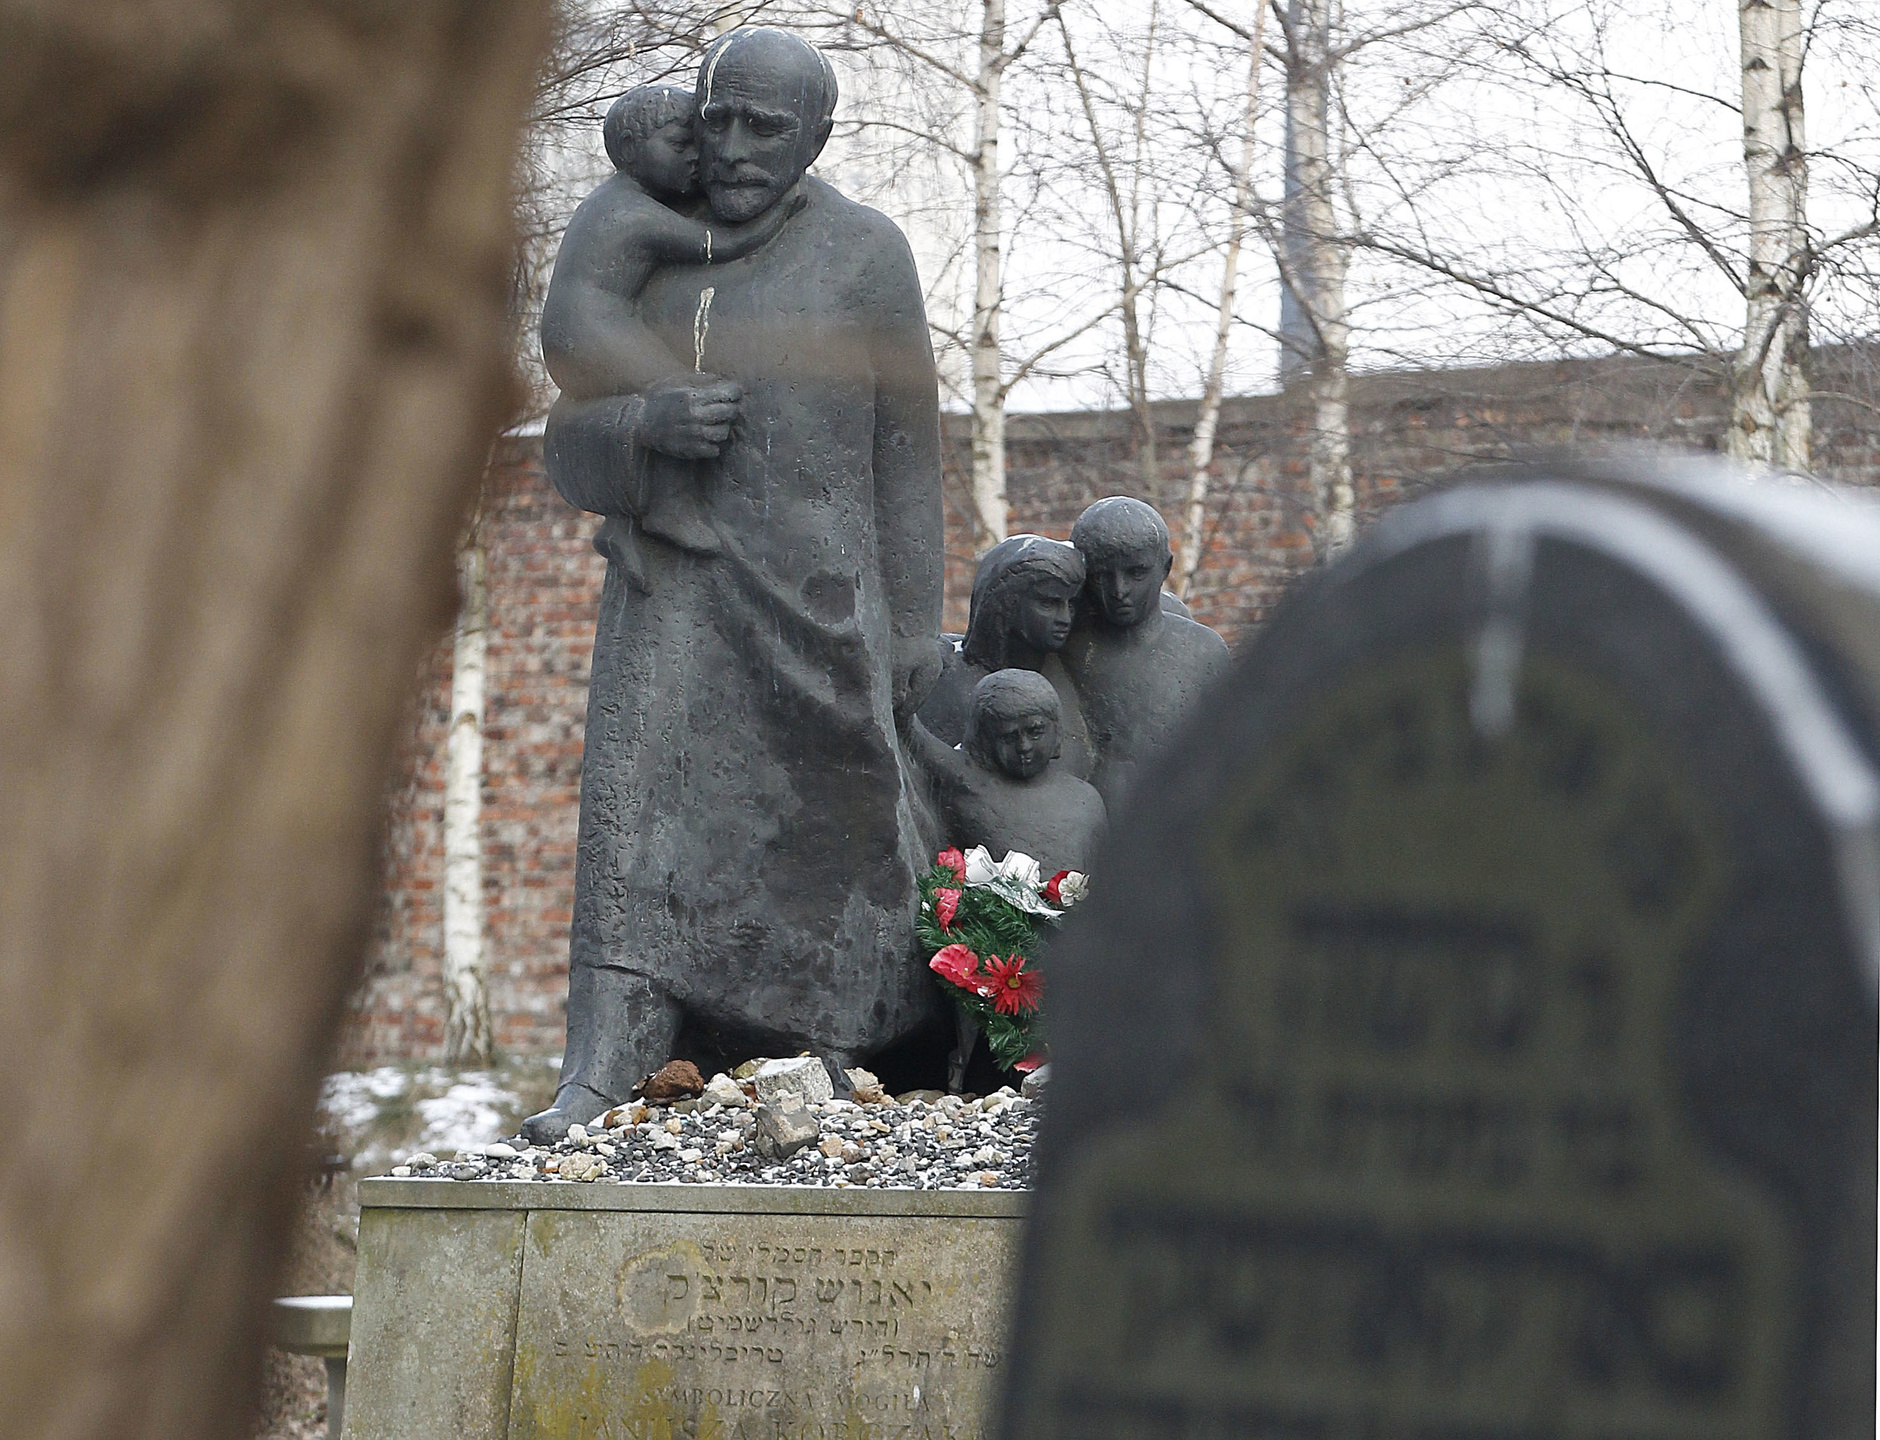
[915, 845, 1088, 1072]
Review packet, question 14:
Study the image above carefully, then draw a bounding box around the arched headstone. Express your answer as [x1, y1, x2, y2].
[1002, 455, 1878, 1440]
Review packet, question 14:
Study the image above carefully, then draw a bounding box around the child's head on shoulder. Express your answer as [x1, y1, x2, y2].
[604, 85, 700, 199]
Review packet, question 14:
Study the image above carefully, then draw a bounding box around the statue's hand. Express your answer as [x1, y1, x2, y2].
[637, 376, 743, 459]
[892, 635, 947, 723]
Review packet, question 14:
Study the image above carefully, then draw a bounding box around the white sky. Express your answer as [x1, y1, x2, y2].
[525, 0, 1879, 416]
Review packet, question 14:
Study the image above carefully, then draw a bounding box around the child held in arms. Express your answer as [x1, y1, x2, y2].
[539, 85, 802, 564]
[913, 669, 1105, 876]
[1061, 497, 1229, 807]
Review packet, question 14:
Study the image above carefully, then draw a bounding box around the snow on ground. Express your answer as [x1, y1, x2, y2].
[413, 1074, 517, 1156]
[316, 1059, 560, 1171]
[317, 1067, 412, 1136]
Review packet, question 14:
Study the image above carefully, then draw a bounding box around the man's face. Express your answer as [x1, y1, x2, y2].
[633, 115, 699, 200]
[698, 53, 817, 222]
[990, 709, 1059, 781]
[1089, 544, 1169, 628]
[1016, 580, 1078, 652]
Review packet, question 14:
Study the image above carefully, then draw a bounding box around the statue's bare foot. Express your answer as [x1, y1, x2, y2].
[519, 1083, 615, 1145]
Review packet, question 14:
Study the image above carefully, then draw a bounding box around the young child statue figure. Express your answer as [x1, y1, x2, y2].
[914, 668, 1106, 876]
[912, 669, 1103, 1090]
[1062, 496, 1230, 807]
[539, 85, 803, 584]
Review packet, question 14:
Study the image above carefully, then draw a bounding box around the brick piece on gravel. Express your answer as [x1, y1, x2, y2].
[635, 1060, 705, 1102]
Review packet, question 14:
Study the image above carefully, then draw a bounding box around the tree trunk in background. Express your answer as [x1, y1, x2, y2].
[1060, 3, 1163, 507]
[444, 534, 493, 1066]
[1729, 0, 1810, 470]
[0, 3, 548, 1437]
[1279, 0, 1354, 554]
[1179, 20, 1266, 600]
[970, 0, 1010, 549]
[1123, 0, 1161, 501]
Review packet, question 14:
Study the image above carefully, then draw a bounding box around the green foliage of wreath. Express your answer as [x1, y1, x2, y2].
[915, 860, 1050, 1070]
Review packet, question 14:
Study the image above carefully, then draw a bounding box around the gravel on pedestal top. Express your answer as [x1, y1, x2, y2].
[385, 1067, 1046, 1191]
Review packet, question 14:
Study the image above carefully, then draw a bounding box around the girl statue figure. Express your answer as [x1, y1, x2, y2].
[917, 534, 1094, 778]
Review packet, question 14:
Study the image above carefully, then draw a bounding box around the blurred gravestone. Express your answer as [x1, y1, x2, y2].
[1002, 456, 1877, 1440]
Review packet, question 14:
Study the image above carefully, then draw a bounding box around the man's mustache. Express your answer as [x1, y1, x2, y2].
[706, 164, 775, 186]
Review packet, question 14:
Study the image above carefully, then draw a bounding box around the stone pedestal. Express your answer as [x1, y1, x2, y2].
[344, 1180, 1023, 1440]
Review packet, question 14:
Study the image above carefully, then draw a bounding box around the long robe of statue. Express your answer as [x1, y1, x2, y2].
[525, 28, 945, 1138]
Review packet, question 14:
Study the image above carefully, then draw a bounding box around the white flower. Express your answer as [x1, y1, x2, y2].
[963, 846, 1000, 886]
[962, 846, 1059, 915]
[1054, 871, 1089, 907]
[995, 851, 1043, 891]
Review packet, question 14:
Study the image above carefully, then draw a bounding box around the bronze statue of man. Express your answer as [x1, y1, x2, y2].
[524, 28, 945, 1141]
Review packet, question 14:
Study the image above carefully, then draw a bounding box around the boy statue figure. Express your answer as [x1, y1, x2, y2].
[1062, 497, 1229, 807]
[913, 669, 1105, 876]
[539, 83, 803, 585]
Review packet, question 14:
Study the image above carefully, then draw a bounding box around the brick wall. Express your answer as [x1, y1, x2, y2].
[338, 436, 606, 1065]
[338, 350, 1880, 1064]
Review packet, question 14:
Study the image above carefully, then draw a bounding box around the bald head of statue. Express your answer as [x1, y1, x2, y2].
[696, 28, 839, 223]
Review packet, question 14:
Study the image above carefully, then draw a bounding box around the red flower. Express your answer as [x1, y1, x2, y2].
[1014, 1051, 1047, 1073]
[937, 848, 967, 883]
[929, 943, 980, 989]
[934, 887, 962, 931]
[1043, 870, 1069, 905]
[982, 954, 1043, 1015]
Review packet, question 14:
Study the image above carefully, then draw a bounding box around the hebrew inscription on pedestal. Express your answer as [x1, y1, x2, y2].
[508, 1204, 1019, 1440]
[1002, 462, 1877, 1440]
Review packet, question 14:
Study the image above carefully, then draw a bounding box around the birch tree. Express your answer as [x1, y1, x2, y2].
[1336, 0, 1877, 484]
[0, 3, 548, 1436]
[444, 522, 493, 1066]
[836, 0, 1063, 548]
[1180, 13, 1269, 596]
[1730, 0, 1810, 468]
[1059, 0, 1172, 501]
[1278, 0, 1355, 553]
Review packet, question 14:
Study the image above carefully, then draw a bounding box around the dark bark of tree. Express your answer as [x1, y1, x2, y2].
[0, 3, 548, 1436]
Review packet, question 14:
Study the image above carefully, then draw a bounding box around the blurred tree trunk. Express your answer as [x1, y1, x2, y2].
[444, 528, 492, 1067]
[1729, 0, 1811, 469]
[0, 2, 548, 1437]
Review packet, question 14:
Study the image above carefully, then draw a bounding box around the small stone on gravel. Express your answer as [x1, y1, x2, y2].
[558, 1152, 604, 1182]
[753, 1101, 821, 1161]
[702, 1073, 748, 1107]
[752, 1057, 834, 1108]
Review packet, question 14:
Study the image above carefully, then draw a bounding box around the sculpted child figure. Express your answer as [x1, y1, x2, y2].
[539, 84, 801, 575]
[1062, 497, 1230, 806]
[914, 669, 1106, 876]
[917, 534, 1094, 778]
